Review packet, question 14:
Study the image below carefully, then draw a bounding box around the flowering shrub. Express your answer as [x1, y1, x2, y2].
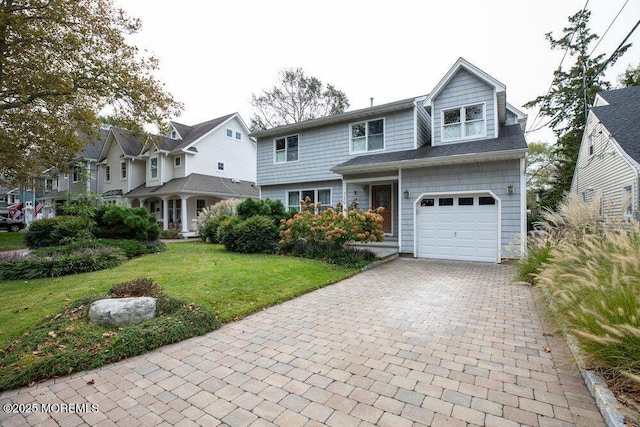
[279, 198, 385, 252]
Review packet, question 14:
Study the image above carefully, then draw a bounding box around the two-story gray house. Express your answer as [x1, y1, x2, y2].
[252, 58, 528, 262]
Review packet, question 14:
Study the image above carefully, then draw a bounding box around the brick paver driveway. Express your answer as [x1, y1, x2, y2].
[1, 259, 604, 426]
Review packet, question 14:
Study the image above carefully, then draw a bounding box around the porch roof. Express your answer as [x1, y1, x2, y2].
[126, 174, 259, 199]
[332, 124, 527, 174]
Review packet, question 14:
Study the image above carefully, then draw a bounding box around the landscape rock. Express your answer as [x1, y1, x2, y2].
[88, 297, 157, 327]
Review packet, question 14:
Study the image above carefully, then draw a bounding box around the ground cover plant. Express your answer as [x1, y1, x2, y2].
[517, 194, 640, 419]
[0, 278, 219, 391]
[0, 242, 359, 389]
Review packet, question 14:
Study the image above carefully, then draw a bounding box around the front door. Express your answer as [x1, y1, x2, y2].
[371, 184, 392, 234]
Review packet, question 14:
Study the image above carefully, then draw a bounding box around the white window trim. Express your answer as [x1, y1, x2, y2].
[235, 131, 242, 141]
[349, 117, 385, 154]
[174, 156, 182, 168]
[226, 128, 234, 139]
[286, 188, 332, 212]
[217, 161, 225, 171]
[150, 157, 158, 180]
[274, 134, 299, 164]
[72, 165, 80, 183]
[120, 161, 127, 180]
[105, 165, 111, 182]
[441, 102, 487, 143]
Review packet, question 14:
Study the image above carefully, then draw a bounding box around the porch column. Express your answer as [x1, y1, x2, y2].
[162, 196, 169, 230]
[180, 196, 189, 233]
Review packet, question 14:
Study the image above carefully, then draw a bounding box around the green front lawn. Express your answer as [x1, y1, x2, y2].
[0, 231, 26, 251]
[0, 241, 359, 350]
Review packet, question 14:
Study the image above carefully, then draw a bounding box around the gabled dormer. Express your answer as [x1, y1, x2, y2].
[424, 58, 519, 146]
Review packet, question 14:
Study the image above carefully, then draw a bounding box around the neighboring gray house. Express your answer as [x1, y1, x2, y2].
[252, 58, 528, 262]
[571, 85, 640, 220]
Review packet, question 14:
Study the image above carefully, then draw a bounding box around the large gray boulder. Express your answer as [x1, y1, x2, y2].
[89, 297, 157, 327]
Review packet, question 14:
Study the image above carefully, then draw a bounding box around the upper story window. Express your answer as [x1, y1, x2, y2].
[442, 103, 485, 142]
[275, 135, 298, 163]
[174, 156, 181, 168]
[235, 131, 242, 141]
[351, 119, 384, 153]
[217, 161, 225, 171]
[624, 185, 633, 216]
[105, 165, 111, 182]
[72, 164, 82, 183]
[150, 157, 158, 179]
[170, 130, 178, 139]
[226, 128, 233, 138]
[588, 132, 595, 157]
[120, 161, 127, 179]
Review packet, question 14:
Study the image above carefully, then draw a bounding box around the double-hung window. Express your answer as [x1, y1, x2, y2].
[351, 119, 384, 153]
[442, 103, 485, 141]
[72, 164, 82, 183]
[287, 189, 331, 212]
[120, 162, 127, 179]
[105, 165, 111, 182]
[275, 135, 298, 163]
[150, 157, 158, 179]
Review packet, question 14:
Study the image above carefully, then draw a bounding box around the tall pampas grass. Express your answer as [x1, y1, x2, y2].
[529, 193, 640, 403]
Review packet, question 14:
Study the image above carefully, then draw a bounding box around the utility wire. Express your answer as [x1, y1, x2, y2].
[588, 0, 629, 57]
[525, 0, 590, 136]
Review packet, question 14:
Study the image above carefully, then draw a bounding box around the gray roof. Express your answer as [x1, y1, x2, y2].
[111, 127, 144, 157]
[102, 189, 124, 197]
[591, 86, 640, 164]
[249, 97, 421, 139]
[126, 173, 258, 198]
[78, 129, 109, 160]
[168, 114, 236, 152]
[332, 124, 527, 173]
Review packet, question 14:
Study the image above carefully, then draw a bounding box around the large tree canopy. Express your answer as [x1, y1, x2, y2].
[0, 0, 182, 184]
[524, 9, 630, 208]
[250, 68, 349, 131]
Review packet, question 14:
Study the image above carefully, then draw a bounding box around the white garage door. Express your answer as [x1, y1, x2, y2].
[416, 194, 498, 262]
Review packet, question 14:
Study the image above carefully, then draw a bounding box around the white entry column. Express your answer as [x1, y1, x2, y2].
[180, 196, 189, 233]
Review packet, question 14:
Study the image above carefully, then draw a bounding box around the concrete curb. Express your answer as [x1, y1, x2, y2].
[539, 286, 625, 427]
[361, 252, 399, 271]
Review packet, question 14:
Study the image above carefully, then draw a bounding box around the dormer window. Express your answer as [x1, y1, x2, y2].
[170, 130, 178, 139]
[442, 103, 485, 142]
[150, 157, 158, 179]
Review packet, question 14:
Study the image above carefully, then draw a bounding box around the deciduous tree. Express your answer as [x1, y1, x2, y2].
[0, 0, 182, 184]
[250, 68, 349, 131]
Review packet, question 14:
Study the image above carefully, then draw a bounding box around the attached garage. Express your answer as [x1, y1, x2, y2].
[415, 192, 500, 262]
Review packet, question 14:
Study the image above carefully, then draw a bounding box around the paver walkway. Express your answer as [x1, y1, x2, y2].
[0, 259, 604, 426]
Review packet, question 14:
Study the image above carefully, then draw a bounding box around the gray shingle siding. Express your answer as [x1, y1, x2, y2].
[416, 103, 431, 147]
[400, 159, 522, 256]
[433, 69, 495, 145]
[256, 109, 415, 186]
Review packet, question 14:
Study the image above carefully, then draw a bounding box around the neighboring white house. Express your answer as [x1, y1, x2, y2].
[251, 58, 528, 262]
[122, 113, 258, 234]
[36, 113, 258, 236]
[571, 85, 640, 220]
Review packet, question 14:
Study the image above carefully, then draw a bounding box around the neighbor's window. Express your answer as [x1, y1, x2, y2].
[150, 157, 158, 179]
[120, 162, 127, 179]
[275, 135, 299, 163]
[105, 165, 111, 182]
[235, 131, 242, 141]
[351, 118, 384, 152]
[443, 103, 485, 141]
[72, 164, 82, 183]
[624, 185, 633, 216]
[174, 156, 181, 168]
[196, 199, 206, 215]
[226, 128, 233, 138]
[217, 162, 225, 171]
[588, 133, 595, 157]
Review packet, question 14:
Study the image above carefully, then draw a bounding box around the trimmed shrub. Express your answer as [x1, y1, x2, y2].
[201, 215, 231, 243]
[110, 278, 163, 297]
[24, 216, 93, 249]
[192, 198, 243, 237]
[160, 229, 183, 239]
[237, 198, 288, 224]
[220, 215, 279, 254]
[93, 204, 160, 241]
[30, 239, 164, 259]
[215, 216, 242, 245]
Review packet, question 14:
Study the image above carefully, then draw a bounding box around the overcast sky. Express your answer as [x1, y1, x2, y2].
[115, 0, 639, 144]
